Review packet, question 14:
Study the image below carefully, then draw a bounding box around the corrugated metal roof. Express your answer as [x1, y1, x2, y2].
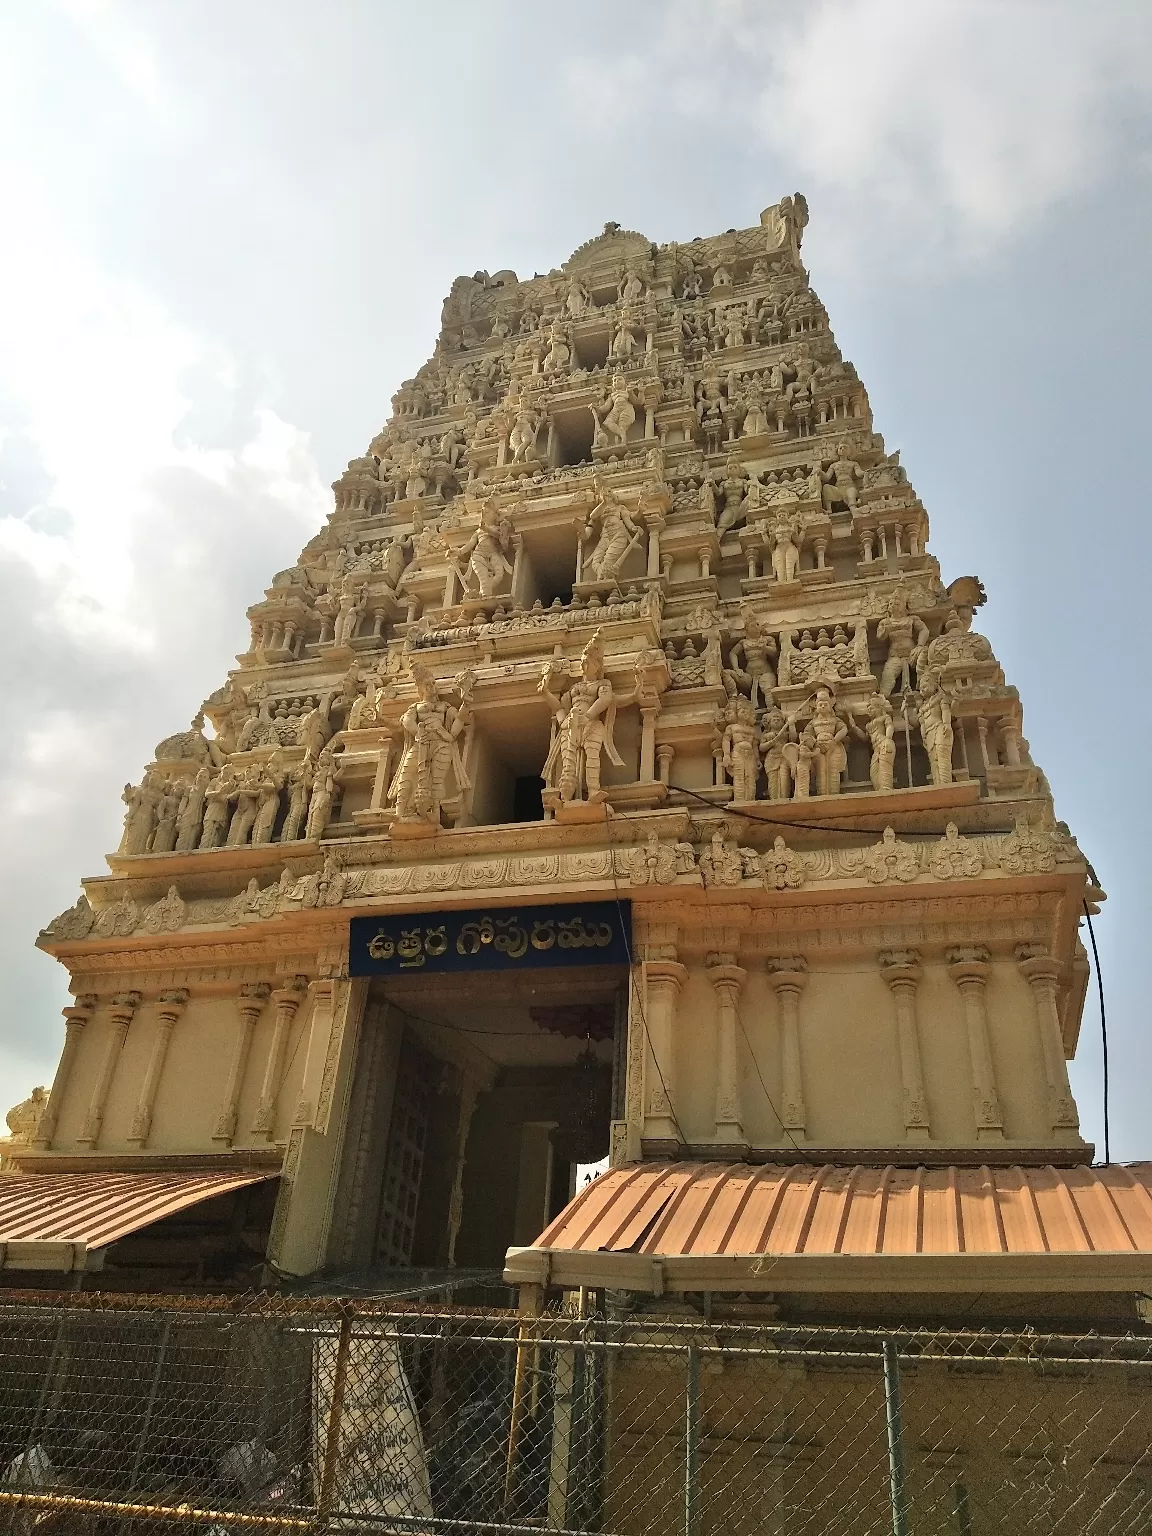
[0, 1169, 276, 1270]
[504, 1162, 1152, 1293]
[533, 1162, 1152, 1258]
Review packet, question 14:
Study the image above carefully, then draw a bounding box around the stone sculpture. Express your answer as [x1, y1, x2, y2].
[388, 666, 473, 827]
[539, 631, 642, 805]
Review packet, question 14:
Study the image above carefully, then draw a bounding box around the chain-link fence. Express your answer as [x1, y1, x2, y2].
[0, 1289, 1149, 1536]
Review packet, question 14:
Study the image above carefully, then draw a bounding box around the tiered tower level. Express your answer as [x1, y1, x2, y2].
[28, 200, 1104, 1269]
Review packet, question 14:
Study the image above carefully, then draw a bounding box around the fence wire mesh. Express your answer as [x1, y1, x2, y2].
[0, 1290, 1149, 1536]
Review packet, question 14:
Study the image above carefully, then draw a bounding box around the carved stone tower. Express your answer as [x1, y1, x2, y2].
[19, 197, 1107, 1289]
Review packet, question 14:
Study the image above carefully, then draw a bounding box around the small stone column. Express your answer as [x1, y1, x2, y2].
[77, 992, 141, 1147]
[707, 955, 747, 1144]
[253, 980, 308, 1140]
[879, 950, 931, 1141]
[767, 957, 808, 1137]
[33, 995, 97, 1149]
[946, 947, 1005, 1141]
[646, 515, 664, 579]
[656, 743, 675, 786]
[212, 983, 270, 1145]
[1015, 944, 1081, 1137]
[639, 703, 661, 783]
[643, 960, 688, 1144]
[128, 990, 189, 1147]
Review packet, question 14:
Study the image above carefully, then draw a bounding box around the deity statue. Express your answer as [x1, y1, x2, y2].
[741, 392, 770, 438]
[281, 753, 315, 842]
[590, 373, 638, 448]
[721, 697, 761, 801]
[151, 785, 183, 854]
[800, 684, 849, 796]
[306, 744, 341, 840]
[295, 694, 334, 758]
[917, 670, 954, 786]
[766, 512, 803, 584]
[580, 481, 644, 583]
[539, 631, 643, 804]
[456, 499, 515, 598]
[618, 267, 645, 305]
[542, 322, 571, 374]
[251, 757, 285, 845]
[760, 708, 794, 801]
[507, 394, 542, 463]
[388, 666, 474, 827]
[762, 193, 809, 261]
[333, 577, 367, 648]
[227, 762, 264, 847]
[564, 277, 591, 318]
[118, 773, 161, 856]
[609, 317, 638, 363]
[199, 765, 239, 850]
[175, 766, 210, 852]
[850, 694, 897, 792]
[820, 452, 863, 512]
[716, 458, 748, 535]
[728, 608, 778, 708]
[877, 587, 930, 695]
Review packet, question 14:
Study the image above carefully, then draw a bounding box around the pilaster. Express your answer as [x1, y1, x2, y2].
[77, 991, 141, 1147]
[33, 994, 96, 1149]
[1016, 943, 1081, 1140]
[706, 954, 747, 1146]
[946, 947, 1005, 1142]
[879, 950, 931, 1142]
[212, 982, 270, 1146]
[128, 990, 189, 1147]
[252, 979, 308, 1141]
[766, 956, 808, 1139]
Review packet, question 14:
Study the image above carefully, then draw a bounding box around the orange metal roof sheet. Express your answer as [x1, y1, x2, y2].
[534, 1162, 1152, 1259]
[0, 1170, 276, 1252]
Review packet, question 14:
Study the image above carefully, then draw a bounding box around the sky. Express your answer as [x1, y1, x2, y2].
[1, 0, 1150, 1158]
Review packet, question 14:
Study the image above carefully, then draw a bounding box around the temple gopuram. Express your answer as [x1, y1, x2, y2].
[9, 196, 1150, 1321]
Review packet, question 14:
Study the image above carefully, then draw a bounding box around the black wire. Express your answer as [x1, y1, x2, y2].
[666, 780, 967, 838]
[1082, 899, 1109, 1167]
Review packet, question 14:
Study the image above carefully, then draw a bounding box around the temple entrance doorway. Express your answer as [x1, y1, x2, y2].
[335, 964, 626, 1277]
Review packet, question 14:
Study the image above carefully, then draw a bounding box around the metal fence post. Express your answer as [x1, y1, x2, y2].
[316, 1313, 353, 1522]
[882, 1339, 909, 1536]
[685, 1342, 700, 1536]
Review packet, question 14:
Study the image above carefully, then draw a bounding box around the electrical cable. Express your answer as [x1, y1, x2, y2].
[1082, 898, 1109, 1167]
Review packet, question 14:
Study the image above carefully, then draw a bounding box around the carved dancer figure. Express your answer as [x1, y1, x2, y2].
[721, 697, 760, 801]
[542, 322, 571, 374]
[728, 608, 778, 707]
[590, 373, 637, 448]
[175, 766, 210, 852]
[456, 500, 515, 598]
[306, 744, 340, 840]
[716, 458, 748, 535]
[507, 396, 542, 463]
[564, 277, 591, 318]
[281, 753, 315, 842]
[295, 694, 333, 758]
[851, 694, 897, 792]
[118, 773, 160, 855]
[388, 666, 473, 826]
[581, 482, 643, 583]
[917, 671, 954, 786]
[877, 587, 930, 695]
[539, 630, 642, 804]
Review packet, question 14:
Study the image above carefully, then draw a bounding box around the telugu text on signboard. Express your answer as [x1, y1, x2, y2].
[348, 901, 631, 976]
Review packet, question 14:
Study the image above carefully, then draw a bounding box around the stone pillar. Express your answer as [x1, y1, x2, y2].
[767, 957, 808, 1137]
[707, 955, 747, 1144]
[879, 950, 931, 1141]
[656, 743, 675, 786]
[33, 995, 97, 1149]
[1015, 944, 1081, 1137]
[128, 990, 189, 1147]
[77, 992, 141, 1147]
[252, 979, 308, 1140]
[639, 703, 660, 783]
[368, 729, 395, 812]
[646, 517, 664, 579]
[212, 983, 270, 1145]
[698, 546, 712, 581]
[946, 947, 1005, 1141]
[643, 960, 687, 1144]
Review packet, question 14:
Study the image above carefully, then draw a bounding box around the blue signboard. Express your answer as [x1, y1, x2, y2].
[348, 901, 631, 976]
